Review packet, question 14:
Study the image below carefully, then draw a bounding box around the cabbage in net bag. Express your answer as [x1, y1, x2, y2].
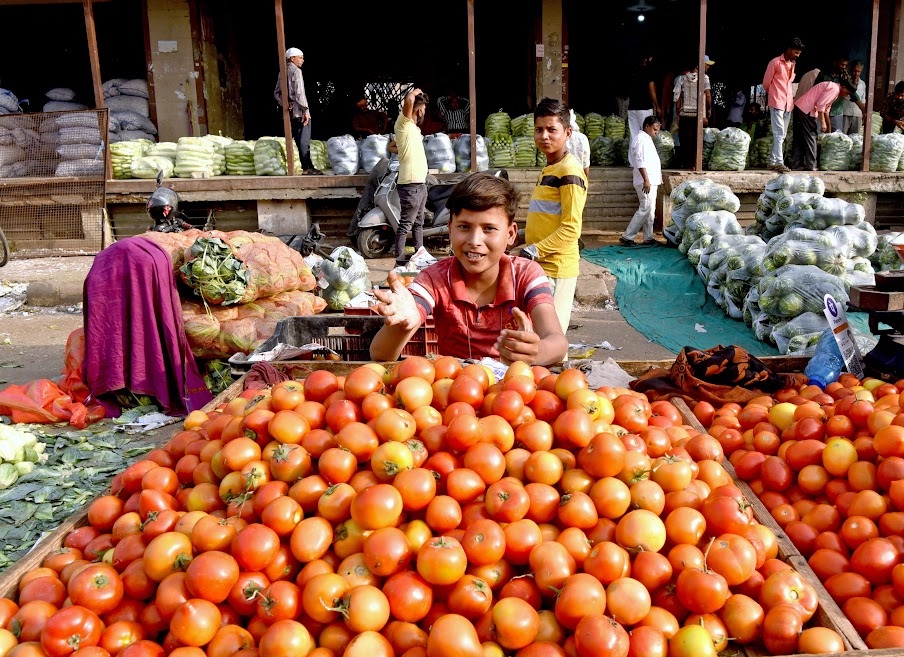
[756, 264, 849, 319]
[182, 290, 327, 359]
[708, 127, 751, 171]
[179, 230, 317, 305]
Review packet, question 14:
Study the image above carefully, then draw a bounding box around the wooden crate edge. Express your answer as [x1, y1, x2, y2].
[672, 397, 869, 653]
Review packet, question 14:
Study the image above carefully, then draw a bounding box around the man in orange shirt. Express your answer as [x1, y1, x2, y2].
[763, 37, 804, 173]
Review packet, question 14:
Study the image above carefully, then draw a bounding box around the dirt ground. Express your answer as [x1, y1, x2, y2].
[0, 309, 84, 387]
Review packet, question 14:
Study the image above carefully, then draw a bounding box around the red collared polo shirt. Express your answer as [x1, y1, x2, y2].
[407, 254, 555, 360]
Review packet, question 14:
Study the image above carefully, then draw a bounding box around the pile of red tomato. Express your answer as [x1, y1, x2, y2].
[0, 356, 858, 657]
[693, 372, 904, 650]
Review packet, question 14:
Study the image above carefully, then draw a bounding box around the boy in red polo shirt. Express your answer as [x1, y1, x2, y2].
[369, 173, 568, 366]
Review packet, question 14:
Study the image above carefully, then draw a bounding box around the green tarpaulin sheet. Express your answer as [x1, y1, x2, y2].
[581, 244, 873, 357]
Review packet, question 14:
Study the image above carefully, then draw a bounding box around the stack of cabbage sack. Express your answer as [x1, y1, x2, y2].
[748, 173, 827, 241]
[451, 135, 489, 172]
[137, 229, 322, 360]
[747, 174, 877, 352]
[664, 178, 741, 247]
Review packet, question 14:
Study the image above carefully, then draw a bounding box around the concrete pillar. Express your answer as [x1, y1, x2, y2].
[146, 0, 203, 141]
[257, 200, 310, 236]
[538, 0, 563, 102]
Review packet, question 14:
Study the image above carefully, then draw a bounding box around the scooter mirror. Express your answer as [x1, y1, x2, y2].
[156, 170, 164, 188]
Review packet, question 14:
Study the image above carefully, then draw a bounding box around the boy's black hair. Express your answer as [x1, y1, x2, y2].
[534, 97, 570, 128]
[446, 172, 520, 224]
[642, 115, 661, 128]
[896, 81, 904, 94]
[414, 92, 430, 109]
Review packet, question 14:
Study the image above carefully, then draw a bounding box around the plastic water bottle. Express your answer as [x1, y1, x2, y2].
[805, 329, 845, 389]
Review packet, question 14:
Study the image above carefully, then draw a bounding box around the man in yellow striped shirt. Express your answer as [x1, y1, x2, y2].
[521, 98, 588, 335]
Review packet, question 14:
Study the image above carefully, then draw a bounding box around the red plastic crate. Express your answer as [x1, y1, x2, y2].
[343, 307, 437, 357]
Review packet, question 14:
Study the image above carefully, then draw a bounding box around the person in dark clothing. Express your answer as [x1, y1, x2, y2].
[881, 81, 904, 133]
[626, 53, 662, 164]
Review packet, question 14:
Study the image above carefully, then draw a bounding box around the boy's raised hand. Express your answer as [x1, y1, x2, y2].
[496, 307, 540, 364]
[371, 271, 421, 331]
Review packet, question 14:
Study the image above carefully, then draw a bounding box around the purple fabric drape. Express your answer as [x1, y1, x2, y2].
[83, 237, 213, 417]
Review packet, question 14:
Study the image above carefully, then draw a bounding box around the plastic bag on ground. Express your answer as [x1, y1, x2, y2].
[319, 246, 371, 310]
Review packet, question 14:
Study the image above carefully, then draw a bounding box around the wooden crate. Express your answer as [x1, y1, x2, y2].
[672, 397, 869, 655]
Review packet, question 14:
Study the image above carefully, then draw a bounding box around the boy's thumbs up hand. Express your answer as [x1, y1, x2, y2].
[496, 307, 539, 364]
[371, 271, 421, 331]
[512, 307, 532, 332]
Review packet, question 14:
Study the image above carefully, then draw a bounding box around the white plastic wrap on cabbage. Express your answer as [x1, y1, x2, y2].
[870, 133, 904, 172]
[484, 110, 512, 139]
[360, 134, 391, 174]
[696, 234, 766, 282]
[849, 134, 864, 169]
[708, 127, 751, 171]
[678, 210, 743, 255]
[202, 135, 232, 176]
[319, 246, 370, 310]
[665, 179, 741, 246]
[326, 135, 360, 175]
[702, 128, 720, 168]
[148, 141, 177, 162]
[790, 196, 866, 230]
[131, 155, 174, 179]
[762, 226, 849, 276]
[253, 137, 302, 176]
[452, 135, 489, 172]
[225, 140, 256, 175]
[756, 264, 849, 319]
[110, 139, 149, 179]
[423, 133, 456, 173]
[310, 140, 330, 172]
[583, 113, 605, 140]
[771, 312, 830, 355]
[174, 137, 217, 178]
[590, 136, 618, 166]
[817, 132, 853, 171]
[871, 232, 904, 271]
[766, 173, 826, 195]
[654, 131, 675, 168]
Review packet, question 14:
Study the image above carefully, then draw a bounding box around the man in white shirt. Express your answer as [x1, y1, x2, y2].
[620, 116, 662, 246]
[842, 60, 867, 135]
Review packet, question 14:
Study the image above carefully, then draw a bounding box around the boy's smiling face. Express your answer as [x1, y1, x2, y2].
[534, 115, 570, 156]
[450, 207, 518, 277]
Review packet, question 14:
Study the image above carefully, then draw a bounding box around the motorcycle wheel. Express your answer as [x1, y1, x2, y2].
[357, 227, 393, 259]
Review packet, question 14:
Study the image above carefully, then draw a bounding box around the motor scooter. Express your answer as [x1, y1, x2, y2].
[351, 161, 508, 259]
